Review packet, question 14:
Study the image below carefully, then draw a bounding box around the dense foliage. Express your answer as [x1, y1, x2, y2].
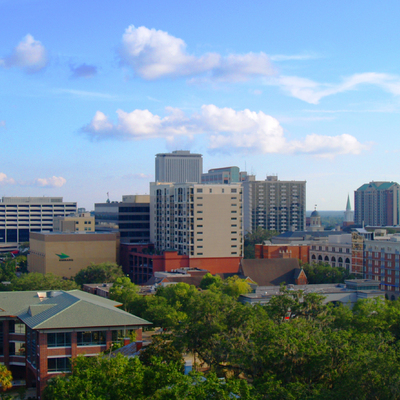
[73, 262, 125, 286]
[301, 262, 355, 284]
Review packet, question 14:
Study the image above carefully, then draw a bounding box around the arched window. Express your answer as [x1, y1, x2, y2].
[345, 258, 350, 271]
[338, 257, 343, 267]
[324, 256, 329, 262]
[331, 256, 336, 267]
[318, 255, 323, 263]
[311, 254, 316, 260]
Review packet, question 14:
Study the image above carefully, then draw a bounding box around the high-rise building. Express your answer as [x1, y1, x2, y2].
[354, 181, 400, 226]
[0, 197, 77, 252]
[201, 166, 248, 184]
[94, 195, 150, 243]
[242, 175, 306, 234]
[150, 182, 243, 269]
[155, 150, 203, 183]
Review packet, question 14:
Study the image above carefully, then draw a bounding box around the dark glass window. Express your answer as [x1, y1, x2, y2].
[6, 229, 17, 243]
[77, 331, 106, 346]
[47, 332, 71, 347]
[48, 357, 71, 372]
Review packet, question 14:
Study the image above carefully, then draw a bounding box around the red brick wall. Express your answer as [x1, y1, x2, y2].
[255, 244, 310, 264]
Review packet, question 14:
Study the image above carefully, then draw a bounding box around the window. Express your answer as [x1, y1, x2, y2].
[231, 188, 237, 193]
[9, 341, 25, 356]
[197, 225, 203, 228]
[9, 321, 25, 334]
[231, 197, 237, 200]
[231, 245, 237, 248]
[388, 277, 392, 283]
[48, 357, 71, 373]
[197, 204, 203, 207]
[197, 218, 203, 221]
[197, 238, 203, 242]
[197, 197, 203, 200]
[197, 211, 203, 214]
[77, 331, 106, 346]
[197, 188, 203, 193]
[231, 252, 237, 254]
[47, 332, 71, 348]
[231, 231, 237, 234]
[197, 245, 203, 248]
[231, 211, 237, 214]
[231, 217, 237, 220]
[197, 232, 203, 235]
[197, 253, 203, 255]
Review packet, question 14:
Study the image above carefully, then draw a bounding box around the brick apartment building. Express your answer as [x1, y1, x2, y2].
[0, 290, 151, 398]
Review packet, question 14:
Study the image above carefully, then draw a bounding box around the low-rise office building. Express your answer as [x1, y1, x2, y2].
[0, 197, 77, 253]
[53, 212, 95, 232]
[0, 290, 151, 398]
[28, 232, 119, 278]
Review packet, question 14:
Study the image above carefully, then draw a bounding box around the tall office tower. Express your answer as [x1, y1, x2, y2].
[354, 181, 400, 226]
[0, 197, 77, 252]
[150, 182, 243, 260]
[242, 175, 306, 234]
[94, 195, 150, 243]
[201, 166, 248, 184]
[155, 150, 203, 183]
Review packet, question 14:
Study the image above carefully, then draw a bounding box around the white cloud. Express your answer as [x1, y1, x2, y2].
[0, 34, 48, 73]
[0, 173, 15, 185]
[34, 176, 66, 188]
[269, 72, 400, 104]
[119, 25, 275, 81]
[82, 104, 368, 158]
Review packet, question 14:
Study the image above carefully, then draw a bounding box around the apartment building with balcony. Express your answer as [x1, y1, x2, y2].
[148, 182, 243, 276]
[0, 197, 77, 253]
[242, 175, 306, 234]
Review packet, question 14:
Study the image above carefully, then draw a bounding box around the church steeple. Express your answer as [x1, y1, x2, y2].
[346, 194, 351, 211]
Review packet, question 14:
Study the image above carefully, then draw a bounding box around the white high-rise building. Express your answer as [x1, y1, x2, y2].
[155, 150, 203, 183]
[0, 197, 77, 251]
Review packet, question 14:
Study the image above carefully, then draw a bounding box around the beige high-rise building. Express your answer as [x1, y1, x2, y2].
[150, 182, 243, 258]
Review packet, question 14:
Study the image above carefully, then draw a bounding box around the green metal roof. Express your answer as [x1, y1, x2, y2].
[1, 290, 151, 330]
[357, 182, 398, 191]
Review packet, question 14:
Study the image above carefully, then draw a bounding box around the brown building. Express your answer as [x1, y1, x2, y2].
[120, 243, 240, 284]
[239, 258, 308, 286]
[255, 243, 309, 264]
[28, 232, 119, 278]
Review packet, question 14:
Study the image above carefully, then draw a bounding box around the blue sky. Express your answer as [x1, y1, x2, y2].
[1, 0, 400, 211]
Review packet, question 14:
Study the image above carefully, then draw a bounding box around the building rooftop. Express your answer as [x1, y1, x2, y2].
[15, 290, 151, 330]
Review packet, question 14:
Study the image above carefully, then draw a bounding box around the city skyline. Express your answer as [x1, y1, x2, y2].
[1, 1, 400, 211]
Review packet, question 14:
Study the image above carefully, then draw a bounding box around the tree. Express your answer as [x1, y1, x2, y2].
[301, 262, 354, 284]
[139, 335, 184, 370]
[244, 227, 279, 259]
[199, 273, 222, 290]
[10, 273, 79, 291]
[109, 277, 140, 312]
[220, 276, 251, 298]
[74, 262, 125, 286]
[0, 364, 12, 392]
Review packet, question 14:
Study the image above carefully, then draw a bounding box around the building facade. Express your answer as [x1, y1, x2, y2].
[354, 181, 400, 226]
[242, 175, 306, 234]
[28, 232, 119, 278]
[94, 195, 150, 243]
[53, 212, 95, 232]
[255, 243, 309, 264]
[0, 290, 151, 398]
[364, 234, 400, 299]
[155, 150, 203, 183]
[201, 166, 247, 184]
[0, 197, 77, 252]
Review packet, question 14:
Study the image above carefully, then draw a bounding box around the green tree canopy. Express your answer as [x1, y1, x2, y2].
[244, 227, 279, 259]
[74, 262, 125, 286]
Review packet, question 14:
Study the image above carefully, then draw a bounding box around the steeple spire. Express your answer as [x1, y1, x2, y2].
[346, 194, 351, 211]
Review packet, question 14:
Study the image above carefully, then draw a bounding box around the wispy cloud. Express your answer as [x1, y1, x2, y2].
[0, 173, 66, 188]
[70, 63, 98, 79]
[82, 104, 369, 158]
[267, 72, 400, 104]
[118, 25, 275, 81]
[0, 173, 15, 185]
[34, 176, 66, 188]
[0, 34, 48, 73]
[54, 88, 119, 100]
[269, 53, 319, 61]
